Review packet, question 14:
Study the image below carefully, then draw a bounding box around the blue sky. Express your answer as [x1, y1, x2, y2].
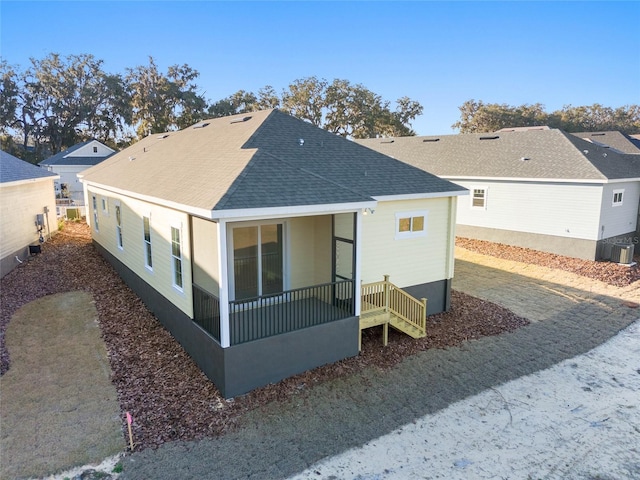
[1, 1, 639, 135]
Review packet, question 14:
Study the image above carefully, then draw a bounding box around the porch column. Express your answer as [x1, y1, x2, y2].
[354, 210, 363, 316]
[218, 219, 230, 347]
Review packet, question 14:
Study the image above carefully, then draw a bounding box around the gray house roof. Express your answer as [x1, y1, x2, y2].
[39, 140, 114, 167]
[570, 131, 640, 154]
[80, 109, 465, 214]
[357, 129, 640, 182]
[1, 150, 58, 184]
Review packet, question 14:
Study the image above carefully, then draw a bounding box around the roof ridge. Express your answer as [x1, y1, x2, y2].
[558, 130, 616, 180]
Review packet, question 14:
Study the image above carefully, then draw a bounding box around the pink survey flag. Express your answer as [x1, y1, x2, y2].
[126, 412, 133, 425]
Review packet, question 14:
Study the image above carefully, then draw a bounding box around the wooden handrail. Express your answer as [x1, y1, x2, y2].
[361, 275, 426, 333]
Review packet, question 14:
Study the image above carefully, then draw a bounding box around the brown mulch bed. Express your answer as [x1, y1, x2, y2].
[456, 237, 640, 288]
[1, 222, 529, 452]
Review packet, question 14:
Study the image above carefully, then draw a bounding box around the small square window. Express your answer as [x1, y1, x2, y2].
[93, 146, 98, 153]
[395, 211, 428, 239]
[612, 190, 624, 206]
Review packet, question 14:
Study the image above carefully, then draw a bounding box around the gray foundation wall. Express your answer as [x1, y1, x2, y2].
[1, 246, 30, 278]
[403, 278, 451, 315]
[456, 225, 599, 260]
[94, 241, 359, 398]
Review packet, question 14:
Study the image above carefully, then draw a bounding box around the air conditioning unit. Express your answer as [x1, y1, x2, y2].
[610, 244, 635, 264]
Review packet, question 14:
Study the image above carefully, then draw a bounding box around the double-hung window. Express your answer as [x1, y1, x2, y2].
[395, 211, 427, 239]
[471, 187, 487, 209]
[92, 195, 99, 231]
[143, 216, 152, 270]
[171, 226, 183, 290]
[115, 202, 123, 249]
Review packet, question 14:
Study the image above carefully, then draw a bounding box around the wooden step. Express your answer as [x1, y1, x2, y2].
[389, 314, 425, 338]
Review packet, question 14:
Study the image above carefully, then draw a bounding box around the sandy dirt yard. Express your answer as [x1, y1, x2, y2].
[289, 320, 640, 480]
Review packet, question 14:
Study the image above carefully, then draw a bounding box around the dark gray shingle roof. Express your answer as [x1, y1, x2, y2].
[570, 131, 640, 154]
[357, 129, 640, 181]
[81, 109, 465, 213]
[1, 150, 58, 184]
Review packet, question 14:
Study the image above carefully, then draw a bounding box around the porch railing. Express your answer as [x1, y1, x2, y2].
[229, 280, 355, 345]
[193, 284, 221, 341]
[361, 275, 426, 334]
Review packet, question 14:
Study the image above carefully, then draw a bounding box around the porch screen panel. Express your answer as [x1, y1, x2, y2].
[261, 224, 283, 295]
[334, 213, 354, 240]
[233, 226, 258, 300]
[335, 240, 353, 281]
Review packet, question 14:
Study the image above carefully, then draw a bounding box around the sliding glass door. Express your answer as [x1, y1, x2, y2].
[232, 223, 283, 301]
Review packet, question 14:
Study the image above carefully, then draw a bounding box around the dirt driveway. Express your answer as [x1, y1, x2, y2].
[118, 249, 640, 479]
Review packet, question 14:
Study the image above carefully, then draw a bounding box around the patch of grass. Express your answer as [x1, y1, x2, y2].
[112, 462, 123, 473]
[0, 292, 124, 479]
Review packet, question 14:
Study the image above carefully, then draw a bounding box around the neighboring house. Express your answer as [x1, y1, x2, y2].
[570, 131, 640, 155]
[39, 139, 115, 206]
[358, 129, 640, 261]
[0, 150, 58, 277]
[79, 109, 467, 398]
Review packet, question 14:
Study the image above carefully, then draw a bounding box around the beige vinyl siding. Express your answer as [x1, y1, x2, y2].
[288, 215, 332, 288]
[87, 186, 193, 317]
[0, 179, 57, 259]
[361, 197, 452, 287]
[454, 180, 603, 240]
[600, 182, 640, 237]
[192, 216, 220, 296]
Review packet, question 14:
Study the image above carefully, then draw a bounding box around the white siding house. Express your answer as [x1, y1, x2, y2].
[1, 151, 58, 277]
[40, 139, 115, 209]
[359, 129, 640, 260]
[80, 109, 466, 397]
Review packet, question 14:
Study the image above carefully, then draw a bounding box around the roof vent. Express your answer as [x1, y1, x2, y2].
[591, 133, 606, 136]
[479, 135, 499, 140]
[298, 138, 305, 146]
[157, 134, 170, 139]
[583, 149, 589, 154]
[129, 156, 135, 161]
[520, 157, 530, 161]
[380, 139, 394, 144]
[193, 122, 210, 129]
[230, 116, 252, 124]
[423, 138, 440, 142]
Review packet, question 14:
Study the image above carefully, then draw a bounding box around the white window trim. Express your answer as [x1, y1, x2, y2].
[395, 210, 428, 240]
[471, 186, 488, 210]
[143, 214, 153, 272]
[612, 189, 624, 207]
[171, 223, 184, 292]
[115, 201, 123, 250]
[101, 197, 109, 215]
[227, 219, 289, 303]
